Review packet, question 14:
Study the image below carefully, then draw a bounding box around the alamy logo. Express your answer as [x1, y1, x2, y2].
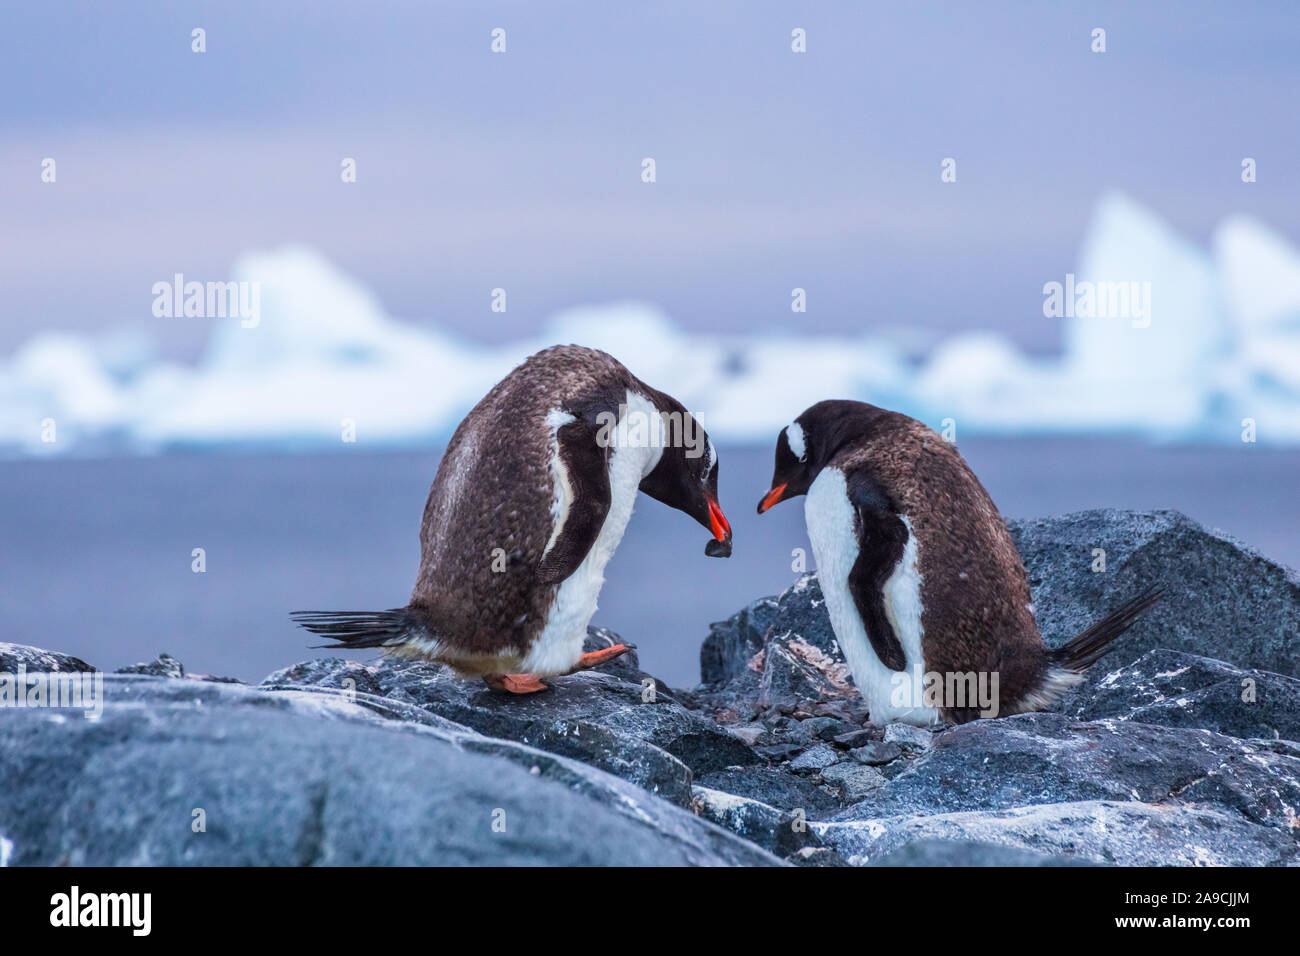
[151, 273, 261, 328]
[595, 404, 708, 459]
[49, 886, 151, 936]
[0, 666, 103, 718]
[1042, 273, 1151, 328]
[890, 668, 1000, 717]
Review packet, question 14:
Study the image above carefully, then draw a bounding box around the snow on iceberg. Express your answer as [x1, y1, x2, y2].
[913, 193, 1237, 437]
[2, 194, 1299, 457]
[132, 246, 507, 448]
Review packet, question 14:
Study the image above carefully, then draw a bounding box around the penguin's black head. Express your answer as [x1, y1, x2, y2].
[637, 408, 732, 558]
[757, 400, 883, 513]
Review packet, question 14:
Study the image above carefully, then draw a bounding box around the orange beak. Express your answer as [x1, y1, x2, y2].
[707, 497, 732, 542]
[757, 483, 788, 514]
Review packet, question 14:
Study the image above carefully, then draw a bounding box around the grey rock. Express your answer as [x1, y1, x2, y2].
[762, 575, 839, 656]
[1008, 509, 1300, 676]
[263, 656, 384, 697]
[0, 674, 779, 866]
[680, 514, 1300, 865]
[883, 724, 933, 749]
[768, 697, 799, 716]
[509, 718, 694, 806]
[271, 650, 760, 803]
[692, 786, 823, 858]
[819, 801, 1300, 867]
[837, 712, 1300, 833]
[789, 716, 844, 743]
[0, 642, 93, 674]
[866, 837, 1099, 867]
[788, 743, 839, 772]
[758, 643, 842, 708]
[834, 729, 878, 749]
[1067, 648, 1300, 741]
[753, 743, 805, 762]
[10, 502, 1300, 869]
[820, 762, 886, 801]
[724, 723, 767, 747]
[1253, 738, 1300, 760]
[694, 766, 843, 816]
[814, 719, 854, 741]
[118, 653, 240, 683]
[766, 715, 800, 734]
[700, 596, 778, 688]
[117, 653, 186, 679]
[789, 846, 850, 867]
[850, 741, 904, 765]
[697, 577, 854, 717]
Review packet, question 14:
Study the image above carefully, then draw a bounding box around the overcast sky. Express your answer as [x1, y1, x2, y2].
[3, 1, 1297, 358]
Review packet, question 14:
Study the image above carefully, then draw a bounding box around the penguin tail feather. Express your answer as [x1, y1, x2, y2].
[1048, 586, 1165, 673]
[290, 607, 426, 650]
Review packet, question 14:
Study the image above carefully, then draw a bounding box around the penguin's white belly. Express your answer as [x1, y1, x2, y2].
[522, 394, 662, 675]
[805, 468, 940, 726]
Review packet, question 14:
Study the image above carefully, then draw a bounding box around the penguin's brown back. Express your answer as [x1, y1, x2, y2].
[409, 345, 643, 660]
[834, 414, 1049, 703]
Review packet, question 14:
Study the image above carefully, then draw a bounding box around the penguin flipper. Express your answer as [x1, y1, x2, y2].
[536, 419, 611, 585]
[845, 473, 910, 672]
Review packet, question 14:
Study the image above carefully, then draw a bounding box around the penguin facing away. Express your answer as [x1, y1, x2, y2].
[757, 400, 1161, 725]
[294, 345, 732, 693]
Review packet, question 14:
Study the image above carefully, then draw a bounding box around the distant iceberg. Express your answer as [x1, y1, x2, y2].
[3, 193, 1299, 457]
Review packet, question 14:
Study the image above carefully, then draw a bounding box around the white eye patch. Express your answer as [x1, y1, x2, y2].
[786, 422, 806, 460]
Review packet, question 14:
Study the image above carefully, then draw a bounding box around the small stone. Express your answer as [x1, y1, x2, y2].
[695, 767, 844, 816]
[788, 743, 839, 772]
[754, 743, 804, 762]
[815, 719, 854, 742]
[766, 715, 800, 734]
[833, 729, 877, 749]
[788, 846, 850, 867]
[691, 787, 823, 857]
[843, 704, 872, 725]
[790, 716, 841, 743]
[820, 762, 886, 801]
[726, 723, 767, 747]
[883, 723, 933, 750]
[850, 741, 904, 765]
[812, 701, 852, 720]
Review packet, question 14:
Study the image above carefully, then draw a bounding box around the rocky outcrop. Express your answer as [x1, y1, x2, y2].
[0, 642, 91, 674]
[0, 672, 777, 866]
[1009, 509, 1299, 675]
[689, 509, 1300, 865]
[2, 509, 1297, 867]
[1064, 647, 1300, 741]
[263, 631, 758, 810]
[822, 801, 1297, 867]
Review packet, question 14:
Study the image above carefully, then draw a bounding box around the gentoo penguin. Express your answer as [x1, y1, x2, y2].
[293, 345, 732, 693]
[756, 400, 1161, 725]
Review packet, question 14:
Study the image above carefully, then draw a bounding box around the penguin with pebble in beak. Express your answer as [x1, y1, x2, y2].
[294, 345, 731, 693]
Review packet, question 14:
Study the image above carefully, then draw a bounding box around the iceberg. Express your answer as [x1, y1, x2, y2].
[2, 194, 1298, 457]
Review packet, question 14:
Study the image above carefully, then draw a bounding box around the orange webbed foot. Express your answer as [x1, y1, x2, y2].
[483, 673, 550, 694]
[568, 643, 635, 672]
